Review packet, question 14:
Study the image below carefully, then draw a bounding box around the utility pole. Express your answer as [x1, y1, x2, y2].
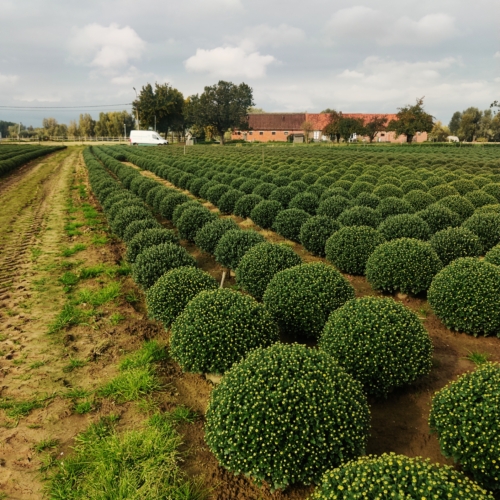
[18, 122, 21, 142]
[123, 123, 126, 141]
[132, 87, 140, 129]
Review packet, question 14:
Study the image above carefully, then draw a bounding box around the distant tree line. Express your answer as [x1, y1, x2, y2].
[447, 103, 500, 142]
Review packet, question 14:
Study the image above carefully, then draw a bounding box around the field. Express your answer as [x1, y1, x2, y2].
[1, 143, 500, 499]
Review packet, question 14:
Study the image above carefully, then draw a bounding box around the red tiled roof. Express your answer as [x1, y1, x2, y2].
[306, 113, 398, 130]
[247, 113, 306, 131]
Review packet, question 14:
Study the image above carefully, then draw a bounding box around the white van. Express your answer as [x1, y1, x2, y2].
[129, 130, 168, 146]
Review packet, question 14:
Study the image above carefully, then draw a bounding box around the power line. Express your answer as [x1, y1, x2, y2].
[0, 103, 133, 110]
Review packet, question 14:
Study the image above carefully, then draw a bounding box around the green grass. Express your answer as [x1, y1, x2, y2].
[46, 414, 206, 500]
[62, 358, 86, 373]
[0, 394, 53, 419]
[465, 351, 490, 366]
[64, 387, 92, 399]
[98, 367, 160, 403]
[167, 405, 198, 424]
[76, 282, 121, 307]
[34, 438, 59, 453]
[59, 271, 79, 291]
[119, 341, 168, 371]
[61, 244, 87, 257]
[64, 222, 83, 237]
[109, 312, 125, 326]
[73, 400, 94, 414]
[91, 234, 108, 246]
[48, 304, 86, 334]
[31, 247, 43, 261]
[125, 290, 140, 305]
[29, 360, 47, 370]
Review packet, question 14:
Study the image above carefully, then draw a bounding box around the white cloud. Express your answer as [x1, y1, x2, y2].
[185, 46, 275, 79]
[238, 24, 306, 50]
[495, 51, 500, 58]
[69, 23, 146, 70]
[0, 73, 18, 85]
[326, 8, 456, 46]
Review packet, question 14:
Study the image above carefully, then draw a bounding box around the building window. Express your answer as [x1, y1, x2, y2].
[381, 133, 385, 137]
[313, 130, 320, 140]
[259, 131, 263, 135]
[249, 131, 253, 135]
[272, 131, 276, 135]
[284, 131, 288, 135]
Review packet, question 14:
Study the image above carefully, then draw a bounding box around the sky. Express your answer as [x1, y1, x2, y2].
[0, 0, 499, 127]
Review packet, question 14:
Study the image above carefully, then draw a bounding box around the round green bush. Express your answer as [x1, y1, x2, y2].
[239, 178, 262, 194]
[366, 238, 442, 294]
[235, 242, 302, 300]
[122, 218, 162, 243]
[111, 206, 153, 238]
[217, 189, 243, 214]
[401, 179, 428, 193]
[170, 289, 279, 374]
[288, 192, 319, 215]
[437, 195, 475, 222]
[146, 267, 218, 328]
[465, 190, 498, 208]
[172, 200, 201, 226]
[353, 192, 380, 209]
[417, 204, 461, 234]
[312, 453, 493, 500]
[319, 297, 432, 396]
[249, 200, 283, 229]
[482, 183, 500, 202]
[132, 242, 196, 289]
[273, 208, 311, 242]
[485, 244, 500, 266]
[194, 218, 240, 254]
[428, 258, 500, 336]
[349, 181, 374, 198]
[320, 187, 351, 202]
[378, 213, 430, 241]
[404, 189, 436, 211]
[214, 229, 265, 270]
[317, 195, 352, 219]
[430, 362, 500, 491]
[263, 262, 355, 338]
[429, 184, 459, 200]
[198, 180, 219, 199]
[126, 228, 179, 263]
[159, 192, 190, 220]
[205, 184, 228, 205]
[299, 216, 341, 257]
[462, 212, 500, 253]
[450, 178, 479, 195]
[325, 226, 385, 275]
[268, 185, 299, 208]
[107, 198, 145, 222]
[252, 182, 277, 199]
[373, 184, 404, 199]
[233, 194, 263, 218]
[176, 206, 217, 242]
[377, 196, 415, 219]
[476, 204, 500, 215]
[205, 343, 369, 490]
[430, 227, 482, 266]
[337, 206, 381, 228]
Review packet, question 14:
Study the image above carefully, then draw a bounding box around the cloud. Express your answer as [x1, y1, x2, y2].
[0, 73, 18, 85]
[185, 46, 275, 79]
[239, 24, 306, 50]
[326, 8, 456, 46]
[69, 23, 146, 70]
[495, 51, 500, 58]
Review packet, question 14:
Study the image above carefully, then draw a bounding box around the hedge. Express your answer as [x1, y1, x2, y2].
[126, 228, 179, 263]
[250, 200, 283, 229]
[273, 208, 311, 242]
[194, 218, 240, 254]
[176, 205, 217, 242]
[462, 212, 500, 253]
[378, 213, 431, 241]
[429, 227, 482, 266]
[337, 206, 381, 228]
[299, 216, 341, 257]
[214, 229, 265, 270]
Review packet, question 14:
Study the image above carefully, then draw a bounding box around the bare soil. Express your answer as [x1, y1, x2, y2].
[1, 148, 499, 499]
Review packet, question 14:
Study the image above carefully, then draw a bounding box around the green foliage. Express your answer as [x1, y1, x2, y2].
[376, 196, 415, 219]
[312, 453, 493, 500]
[111, 206, 153, 238]
[353, 191, 380, 209]
[170, 289, 278, 374]
[373, 183, 404, 199]
[325, 226, 385, 275]
[214, 229, 265, 270]
[428, 258, 500, 336]
[430, 363, 500, 491]
[132, 242, 196, 289]
[122, 218, 162, 243]
[233, 194, 263, 218]
[159, 192, 190, 220]
[216, 189, 243, 214]
[205, 343, 369, 490]
[465, 190, 497, 208]
[250, 199, 283, 229]
[437, 195, 475, 222]
[317, 195, 351, 219]
[337, 206, 381, 228]
[319, 297, 432, 397]
[429, 184, 459, 200]
[194, 218, 240, 254]
[263, 262, 355, 338]
[299, 216, 341, 257]
[268, 185, 299, 208]
[61, 244, 87, 257]
[146, 267, 218, 328]
[485, 244, 500, 266]
[366, 238, 442, 294]
[430, 227, 482, 266]
[378, 213, 431, 241]
[404, 189, 436, 211]
[126, 229, 179, 263]
[235, 242, 302, 300]
[462, 212, 500, 253]
[119, 341, 169, 371]
[288, 192, 319, 215]
[172, 200, 203, 226]
[273, 208, 311, 242]
[416, 204, 461, 234]
[176, 206, 217, 242]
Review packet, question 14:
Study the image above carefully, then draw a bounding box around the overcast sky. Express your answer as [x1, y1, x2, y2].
[1, 0, 499, 127]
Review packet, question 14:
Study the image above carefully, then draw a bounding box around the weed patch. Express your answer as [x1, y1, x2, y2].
[76, 282, 121, 308]
[61, 244, 86, 257]
[48, 304, 86, 334]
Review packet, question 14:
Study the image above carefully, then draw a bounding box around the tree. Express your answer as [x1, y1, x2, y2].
[248, 107, 266, 114]
[457, 107, 482, 142]
[301, 121, 313, 143]
[448, 111, 461, 135]
[132, 82, 184, 135]
[68, 120, 80, 137]
[364, 115, 388, 143]
[79, 114, 95, 137]
[187, 81, 254, 145]
[338, 116, 365, 143]
[322, 110, 343, 143]
[429, 121, 450, 142]
[0, 120, 15, 138]
[387, 97, 434, 143]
